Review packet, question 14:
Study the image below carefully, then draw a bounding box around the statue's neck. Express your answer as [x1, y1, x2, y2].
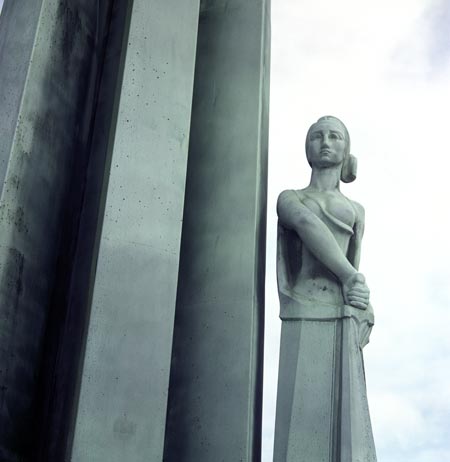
[308, 167, 341, 192]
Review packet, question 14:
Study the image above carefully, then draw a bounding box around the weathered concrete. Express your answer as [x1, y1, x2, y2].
[164, 1, 270, 461]
[0, 1, 115, 460]
[0, 0, 43, 193]
[33, 1, 131, 460]
[70, 1, 200, 461]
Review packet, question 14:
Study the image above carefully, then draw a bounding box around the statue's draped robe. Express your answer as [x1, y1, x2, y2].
[273, 223, 377, 462]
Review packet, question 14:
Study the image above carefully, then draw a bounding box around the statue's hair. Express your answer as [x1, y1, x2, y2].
[305, 115, 357, 183]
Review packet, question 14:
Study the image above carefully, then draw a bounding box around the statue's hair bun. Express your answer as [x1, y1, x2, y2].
[341, 153, 357, 183]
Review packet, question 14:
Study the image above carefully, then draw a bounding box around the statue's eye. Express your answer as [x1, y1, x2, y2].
[310, 132, 322, 140]
[330, 132, 343, 140]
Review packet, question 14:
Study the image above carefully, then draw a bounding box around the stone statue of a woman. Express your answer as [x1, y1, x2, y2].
[273, 116, 377, 461]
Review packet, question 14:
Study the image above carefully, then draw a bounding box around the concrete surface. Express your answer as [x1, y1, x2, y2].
[70, 1, 200, 461]
[33, 1, 129, 460]
[163, 1, 270, 460]
[0, 1, 113, 459]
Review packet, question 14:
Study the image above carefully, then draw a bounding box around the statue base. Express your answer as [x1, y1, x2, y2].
[273, 295, 377, 462]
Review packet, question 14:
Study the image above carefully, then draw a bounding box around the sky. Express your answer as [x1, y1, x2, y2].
[1, 0, 449, 461]
[264, 0, 450, 461]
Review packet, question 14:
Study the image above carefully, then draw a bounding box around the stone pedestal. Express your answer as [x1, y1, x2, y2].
[273, 312, 376, 462]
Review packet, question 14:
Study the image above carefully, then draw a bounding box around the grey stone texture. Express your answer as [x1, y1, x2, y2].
[274, 116, 376, 461]
[0, 1, 116, 459]
[163, 1, 270, 461]
[0, 0, 270, 460]
[70, 1, 200, 461]
[35, 1, 132, 460]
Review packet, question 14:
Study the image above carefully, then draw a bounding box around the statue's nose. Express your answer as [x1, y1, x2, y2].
[321, 135, 330, 147]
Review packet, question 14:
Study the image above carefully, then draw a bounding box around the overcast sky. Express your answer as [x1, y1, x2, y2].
[1, 0, 449, 461]
[264, 0, 450, 461]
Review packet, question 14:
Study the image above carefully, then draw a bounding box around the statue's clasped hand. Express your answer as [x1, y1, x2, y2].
[342, 272, 370, 310]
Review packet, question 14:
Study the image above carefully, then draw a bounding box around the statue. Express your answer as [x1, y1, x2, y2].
[273, 116, 377, 461]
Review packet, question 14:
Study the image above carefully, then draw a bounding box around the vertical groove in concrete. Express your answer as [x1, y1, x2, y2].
[164, 1, 270, 460]
[70, 1, 200, 461]
[251, 1, 271, 457]
[33, 1, 132, 459]
[0, 1, 116, 460]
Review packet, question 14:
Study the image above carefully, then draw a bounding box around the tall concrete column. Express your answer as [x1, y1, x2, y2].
[0, 1, 114, 460]
[70, 1, 200, 461]
[33, 1, 132, 460]
[164, 1, 270, 461]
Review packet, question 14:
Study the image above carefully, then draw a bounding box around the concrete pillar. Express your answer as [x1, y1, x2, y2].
[33, 1, 131, 460]
[0, 0, 43, 191]
[70, 1, 200, 461]
[0, 1, 113, 460]
[163, 1, 270, 461]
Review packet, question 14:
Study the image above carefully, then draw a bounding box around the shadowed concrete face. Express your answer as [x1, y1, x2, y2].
[33, 1, 132, 460]
[164, 0, 270, 460]
[70, 1, 200, 461]
[0, 1, 116, 459]
[0, 0, 270, 459]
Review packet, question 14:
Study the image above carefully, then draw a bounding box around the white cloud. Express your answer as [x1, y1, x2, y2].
[264, 1, 450, 461]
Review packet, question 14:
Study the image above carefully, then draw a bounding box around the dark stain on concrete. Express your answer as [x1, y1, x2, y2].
[113, 415, 137, 442]
[0, 247, 26, 457]
[0, 0, 122, 460]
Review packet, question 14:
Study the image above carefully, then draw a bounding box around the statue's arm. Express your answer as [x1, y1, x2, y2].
[277, 190, 357, 284]
[277, 190, 369, 309]
[347, 201, 365, 270]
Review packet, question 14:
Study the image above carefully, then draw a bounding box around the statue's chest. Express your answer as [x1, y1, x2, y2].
[303, 193, 356, 230]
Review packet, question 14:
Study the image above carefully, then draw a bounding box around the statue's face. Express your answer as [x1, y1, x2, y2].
[306, 121, 347, 169]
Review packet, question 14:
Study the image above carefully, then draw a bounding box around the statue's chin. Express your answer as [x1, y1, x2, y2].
[311, 160, 342, 169]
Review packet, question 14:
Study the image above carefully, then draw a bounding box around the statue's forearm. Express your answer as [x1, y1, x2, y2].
[277, 190, 358, 283]
[287, 210, 356, 283]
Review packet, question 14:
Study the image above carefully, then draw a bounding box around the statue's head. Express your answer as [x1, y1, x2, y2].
[305, 115, 357, 183]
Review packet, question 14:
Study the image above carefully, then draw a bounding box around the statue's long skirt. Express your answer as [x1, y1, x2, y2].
[273, 308, 377, 462]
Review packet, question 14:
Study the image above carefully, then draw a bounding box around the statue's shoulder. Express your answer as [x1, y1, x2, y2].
[277, 189, 307, 212]
[277, 188, 307, 203]
[277, 189, 294, 207]
[348, 198, 365, 222]
[277, 189, 305, 221]
[278, 189, 295, 199]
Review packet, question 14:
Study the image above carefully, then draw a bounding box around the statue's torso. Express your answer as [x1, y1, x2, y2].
[291, 188, 357, 306]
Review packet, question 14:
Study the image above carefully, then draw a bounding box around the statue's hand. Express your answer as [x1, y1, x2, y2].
[342, 272, 370, 310]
